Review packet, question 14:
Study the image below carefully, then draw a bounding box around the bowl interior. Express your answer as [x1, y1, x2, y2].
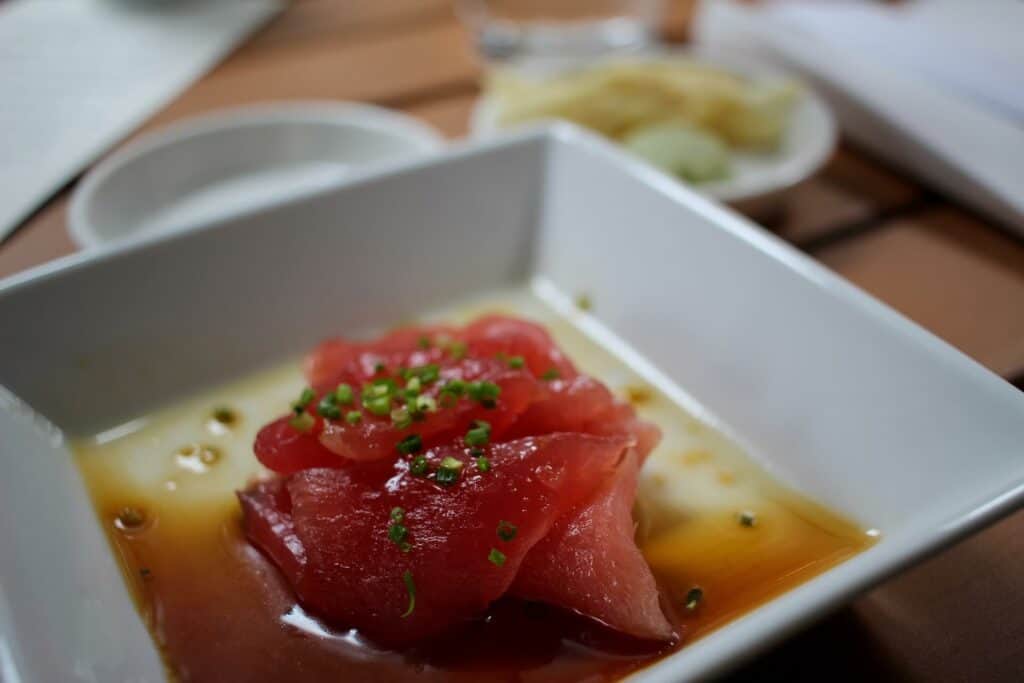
[1, 127, 1022, 682]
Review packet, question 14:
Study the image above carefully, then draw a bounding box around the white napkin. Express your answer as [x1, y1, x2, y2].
[695, 0, 1024, 234]
[0, 0, 281, 242]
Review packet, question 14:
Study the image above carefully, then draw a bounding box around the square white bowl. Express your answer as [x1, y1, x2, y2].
[1, 125, 1022, 683]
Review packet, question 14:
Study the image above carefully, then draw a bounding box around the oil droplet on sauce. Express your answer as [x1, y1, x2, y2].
[174, 443, 222, 473]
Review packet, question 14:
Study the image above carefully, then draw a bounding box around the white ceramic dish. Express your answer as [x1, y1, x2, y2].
[470, 49, 837, 211]
[2, 125, 1022, 682]
[68, 102, 444, 248]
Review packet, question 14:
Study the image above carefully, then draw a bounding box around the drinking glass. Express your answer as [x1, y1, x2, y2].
[459, 0, 663, 60]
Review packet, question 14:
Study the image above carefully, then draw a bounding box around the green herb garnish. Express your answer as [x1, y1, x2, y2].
[289, 411, 315, 432]
[391, 507, 405, 522]
[317, 394, 341, 420]
[408, 363, 440, 385]
[363, 394, 392, 416]
[396, 434, 423, 455]
[413, 395, 437, 415]
[401, 571, 416, 618]
[388, 522, 410, 552]
[464, 420, 491, 447]
[345, 410, 362, 425]
[334, 383, 354, 405]
[496, 520, 517, 542]
[506, 356, 525, 370]
[435, 456, 463, 487]
[575, 293, 592, 311]
[391, 406, 412, 429]
[417, 335, 432, 350]
[409, 455, 429, 476]
[488, 548, 506, 567]
[467, 381, 501, 407]
[292, 387, 316, 414]
[475, 455, 491, 473]
[541, 368, 560, 381]
[447, 340, 468, 360]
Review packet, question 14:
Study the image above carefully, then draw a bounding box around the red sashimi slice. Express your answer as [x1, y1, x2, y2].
[511, 450, 673, 641]
[507, 376, 662, 461]
[317, 364, 540, 463]
[304, 324, 458, 392]
[462, 315, 578, 379]
[242, 434, 631, 646]
[237, 478, 305, 582]
[254, 416, 342, 475]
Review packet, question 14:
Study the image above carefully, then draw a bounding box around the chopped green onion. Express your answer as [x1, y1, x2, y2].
[401, 571, 416, 618]
[435, 456, 463, 487]
[334, 383, 354, 405]
[391, 507, 405, 522]
[417, 335, 432, 350]
[413, 395, 437, 414]
[391, 406, 412, 429]
[447, 340, 467, 360]
[441, 379, 466, 397]
[363, 394, 392, 416]
[464, 420, 491, 447]
[345, 410, 362, 425]
[292, 387, 316, 414]
[440, 456, 463, 471]
[475, 455, 491, 473]
[409, 364, 440, 385]
[467, 381, 501, 407]
[541, 368, 560, 381]
[374, 361, 387, 374]
[405, 376, 422, 393]
[739, 511, 757, 527]
[506, 356, 526, 370]
[317, 395, 341, 420]
[396, 434, 422, 455]
[496, 520, 517, 542]
[388, 521, 410, 552]
[409, 455, 429, 476]
[488, 548, 506, 567]
[289, 411, 315, 433]
[685, 586, 703, 611]
[366, 378, 398, 397]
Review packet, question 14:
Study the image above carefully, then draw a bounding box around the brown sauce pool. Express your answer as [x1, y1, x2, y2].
[80, 463, 871, 682]
[73, 298, 875, 681]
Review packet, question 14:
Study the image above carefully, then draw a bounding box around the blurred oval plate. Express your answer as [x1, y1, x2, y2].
[69, 102, 444, 248]
[470, 48, 837, 213]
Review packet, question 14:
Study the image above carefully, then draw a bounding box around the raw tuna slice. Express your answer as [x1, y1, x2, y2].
[237, 478, 305, 581]
[461, 315, 578, 379]
[511, 450, 673, 641]
[240, 434, 631, 646]
[253, 416, 342, 475]
[316, 363, 539, 463]
[507, 375, 662, 461]
[304, 324, 458, 392]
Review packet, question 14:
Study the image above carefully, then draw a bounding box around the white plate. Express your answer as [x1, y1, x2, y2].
[470, 49, 837, 209]
[1, 125, 1022, 682]
[68, 102, 444, 248]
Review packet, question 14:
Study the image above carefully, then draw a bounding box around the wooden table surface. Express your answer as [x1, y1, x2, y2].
[3, 2, 1022, 681]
